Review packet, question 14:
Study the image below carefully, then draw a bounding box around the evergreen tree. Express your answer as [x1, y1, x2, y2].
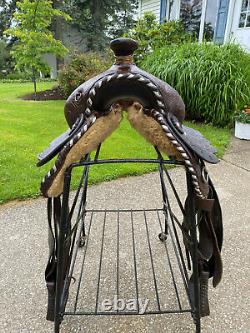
[0, 0, 17, 40]
[63, 0, 138, 51]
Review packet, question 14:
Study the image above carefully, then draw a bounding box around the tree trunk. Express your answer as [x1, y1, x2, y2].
[32, 68, 37, 100]
[89, 0, 102, 50]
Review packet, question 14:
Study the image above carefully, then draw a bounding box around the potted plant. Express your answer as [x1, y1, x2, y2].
[244, 104, 250, 114]
[234, 107, 250, 140]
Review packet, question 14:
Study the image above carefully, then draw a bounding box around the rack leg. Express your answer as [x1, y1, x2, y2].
[79, 157, 91, 247]
[79, 146, 101, 247]
[157, 160, 169, 242]
[186, 172, 201, 333]
[54, 172, 72, 333]
[54, 321, 60, 333]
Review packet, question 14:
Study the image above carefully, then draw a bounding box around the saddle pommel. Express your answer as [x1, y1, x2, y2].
[110, 38, 138, 65]
[110, 38, 138, 56]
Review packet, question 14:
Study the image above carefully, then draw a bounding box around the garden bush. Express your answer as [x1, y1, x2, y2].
[5, 70, 33, 80]
[142, 42, 250, 127]
[58, 51, 112, 97]
[125, 12, 193, 63]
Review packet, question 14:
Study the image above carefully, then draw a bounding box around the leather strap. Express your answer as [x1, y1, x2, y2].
[45, 197, 61, 279]
[195, 197, 214, 212]
[45, 197, 62, 321]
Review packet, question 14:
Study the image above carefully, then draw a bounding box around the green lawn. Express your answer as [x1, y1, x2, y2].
[0, 82, 231, 204]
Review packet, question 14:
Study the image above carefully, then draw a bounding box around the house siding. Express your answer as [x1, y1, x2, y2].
[140, 0, 250, 52]
[228, 0, 250, 52]
[139, 0, 161, 22]
[44, 22, 87, 78]
[62, 24, 87, 54]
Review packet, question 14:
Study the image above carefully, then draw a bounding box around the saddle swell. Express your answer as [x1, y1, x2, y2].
[64, 64, 186, 128]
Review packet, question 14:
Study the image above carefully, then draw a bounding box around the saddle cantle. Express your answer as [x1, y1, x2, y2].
[38, 38, 223, 319]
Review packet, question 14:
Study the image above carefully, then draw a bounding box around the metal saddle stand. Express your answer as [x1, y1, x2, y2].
[38, 38, 223, 333]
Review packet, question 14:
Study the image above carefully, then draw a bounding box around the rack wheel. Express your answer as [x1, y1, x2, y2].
[79, 235, 86, 247]
[158, 232, 168, 242]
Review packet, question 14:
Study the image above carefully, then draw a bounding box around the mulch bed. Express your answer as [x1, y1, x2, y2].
[21, 87, 66, 101]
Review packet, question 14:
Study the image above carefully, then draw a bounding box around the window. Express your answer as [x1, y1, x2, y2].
[180, 0, 203, 37]
[239, 0, 250, 28]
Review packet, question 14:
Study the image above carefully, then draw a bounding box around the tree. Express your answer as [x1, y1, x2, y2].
[0, 0, 17, 39]
[126, 12, 192, 63]
[5, 0, 71, 97]
[63, 0, 138, 52]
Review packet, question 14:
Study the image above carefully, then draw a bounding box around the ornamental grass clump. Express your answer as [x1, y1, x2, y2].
[142, 43, 250, 127]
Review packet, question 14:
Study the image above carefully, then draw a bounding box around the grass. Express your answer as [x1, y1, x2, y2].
[0, 82, 231, 204]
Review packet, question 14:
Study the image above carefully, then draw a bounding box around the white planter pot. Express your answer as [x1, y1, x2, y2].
[235, 121, 250, 140]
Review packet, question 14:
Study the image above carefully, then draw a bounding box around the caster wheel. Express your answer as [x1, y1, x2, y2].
[158, 232, 167, 242]
[79, 235, 86, 247]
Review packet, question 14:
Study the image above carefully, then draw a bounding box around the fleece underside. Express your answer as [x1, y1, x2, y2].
[47, 108, 122, 197]
[127, 103, 182, 160]
[46, 102, 182, 197]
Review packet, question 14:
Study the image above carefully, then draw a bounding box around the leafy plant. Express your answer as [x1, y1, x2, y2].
[58, 51, 112, 97]
[5, 0, 71, 97]
[234, 110, 250, 124]
[142, 42, 250, 127]
[125, 12, 193, 63]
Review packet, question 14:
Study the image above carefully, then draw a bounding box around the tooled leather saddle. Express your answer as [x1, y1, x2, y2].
[38, 38, 223, 320]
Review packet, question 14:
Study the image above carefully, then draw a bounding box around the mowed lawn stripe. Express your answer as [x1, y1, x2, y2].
[0, 82, 231, 203]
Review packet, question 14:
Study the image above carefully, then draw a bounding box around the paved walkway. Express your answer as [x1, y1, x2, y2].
[0, 138, 249, 333]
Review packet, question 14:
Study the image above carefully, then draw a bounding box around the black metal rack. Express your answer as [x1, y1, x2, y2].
[53, 145, 201, 333]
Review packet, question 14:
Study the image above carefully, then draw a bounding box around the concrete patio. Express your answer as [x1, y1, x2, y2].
[0, 138, 249, 333]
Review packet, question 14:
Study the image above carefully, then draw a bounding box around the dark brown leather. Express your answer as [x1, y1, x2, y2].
[64, 65, 185, 128]
[110, 37, 138, 56]
[37, 114, 84, 166]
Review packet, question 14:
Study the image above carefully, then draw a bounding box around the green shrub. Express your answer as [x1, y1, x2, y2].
[142, 42, 250, 127]
[6, 70, 33, 80]
[125, 12, 193, 63]
[58, 52, 112, 97]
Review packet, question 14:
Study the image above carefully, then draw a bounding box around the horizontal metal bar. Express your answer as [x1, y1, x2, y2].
[64, 209, 192, 321]
[67, 158, 184, 171]
[85, 208, 164, 213]
[64, 309, 191, 316]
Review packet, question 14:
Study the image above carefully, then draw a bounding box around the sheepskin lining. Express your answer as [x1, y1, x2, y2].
[127, 103, 182, 160]
[47, 109, 122, 197]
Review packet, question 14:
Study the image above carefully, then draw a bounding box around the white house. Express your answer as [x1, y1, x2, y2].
[138, 0, 250, 51]
[44, 22, 87, 79]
